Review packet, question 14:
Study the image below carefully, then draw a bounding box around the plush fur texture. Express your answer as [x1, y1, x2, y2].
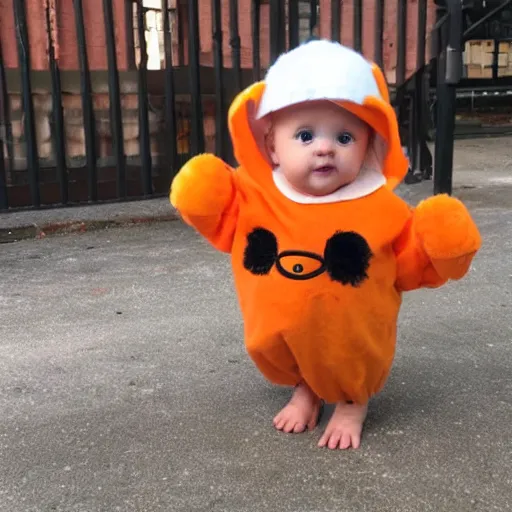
[415, 194, 481, 257]
[324, 231, 373, 286]
[170, 73, 481, 404]
[170, 154, 234, 217]
[243, 228, 279, 275]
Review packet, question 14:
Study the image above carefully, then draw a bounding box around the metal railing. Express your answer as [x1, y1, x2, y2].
[0, 0, 465, 211]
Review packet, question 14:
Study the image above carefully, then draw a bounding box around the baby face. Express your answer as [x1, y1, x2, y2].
[267, 101, 370, 197]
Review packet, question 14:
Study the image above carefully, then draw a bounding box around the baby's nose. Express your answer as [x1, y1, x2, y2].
[314, 137, 335, 155]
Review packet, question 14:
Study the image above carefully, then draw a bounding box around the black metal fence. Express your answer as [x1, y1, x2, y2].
[0, 0, 469, 211]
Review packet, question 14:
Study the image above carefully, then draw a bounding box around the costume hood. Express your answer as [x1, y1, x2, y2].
[228, 40, 408, 191]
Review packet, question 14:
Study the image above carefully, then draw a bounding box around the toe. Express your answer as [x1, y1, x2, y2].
[351, 432, 362, 449]
[274, 415, 287, 431]
[283, 417, 297, 433]
[317, 429, 330, 447]
[339, 432, 352, 450]
[293, 422, 306, 433]
[328, 431, 342, 450]
[272, 412, 283, 426]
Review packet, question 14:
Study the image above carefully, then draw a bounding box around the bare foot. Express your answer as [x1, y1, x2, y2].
[318, 401, 368, 449]
[273, 382, 322, 434]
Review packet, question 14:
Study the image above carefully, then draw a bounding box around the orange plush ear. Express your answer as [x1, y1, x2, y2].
[227, 82, 268, 167]
[226, 81, 274, 186]
[370, 62, 391, 104]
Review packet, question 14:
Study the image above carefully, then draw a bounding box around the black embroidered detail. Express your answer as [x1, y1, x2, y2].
[243, 227, 372, 286]
[243, 228, 278, 275]
[324, 231, 373, 286]
[275, 250, 326, 281]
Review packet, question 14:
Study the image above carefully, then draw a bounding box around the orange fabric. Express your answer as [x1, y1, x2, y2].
[370, 62, 391, 103]
[170, 81, 482, 404]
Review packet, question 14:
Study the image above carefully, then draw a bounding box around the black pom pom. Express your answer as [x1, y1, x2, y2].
[324, 231, 373, 286]
[243, 228, 278, 275]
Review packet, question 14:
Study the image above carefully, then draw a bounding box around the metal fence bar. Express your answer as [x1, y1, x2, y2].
[212, 0, 226, 160]
[353, 0, 362, 52]
[0, 39, 10, 210]
[492, 36, 499, 80]
[407, 94, 417, 172]
[0, 43, 14, 181]
[136, 1, 152, 196]
[103, 0, 126, 198]
[374, 0, 384, 67]
[229, 0, 242, 93]
[73, 0, 97, 201]
[414, 0, 428, 175]
[162, 0, 179, 179]
[176, 3, 185, 66]
[434, 0, 463, 195]
[13, 0, 40, 207]
[124, 0, 136, 70]
[0, 90, 6, 208]
[309, 0, 317, 35]
[396, 0, 407, 85]
[434, 20, 454, 194]
[270, 0, 283, 64]
[331, 0, 341, 42]
[251, 0, 261, 81]
[416, 0, 427, 69]
[188, 0, 205, 155]
[46, 0, 68, 205]
[0, 135, 6, 210]
[289, 0, 299, 49]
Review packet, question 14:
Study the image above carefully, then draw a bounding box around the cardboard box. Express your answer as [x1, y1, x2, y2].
[471, 42, 484, 64]
[499, 41, 511, 53]
[482, 66, 493, 78]
[498, 66, 512, 77]
[467, 64, 482, 78]
[483, 52, 494, 67]
[465, 40, 501, 66]
[483, 40, 495, 52]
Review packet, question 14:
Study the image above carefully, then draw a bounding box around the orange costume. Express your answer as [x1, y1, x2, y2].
[170, 41, 481, 405]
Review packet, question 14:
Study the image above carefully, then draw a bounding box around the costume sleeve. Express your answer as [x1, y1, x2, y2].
[170, 154, 239, 253]
[393, 194, 481, 292]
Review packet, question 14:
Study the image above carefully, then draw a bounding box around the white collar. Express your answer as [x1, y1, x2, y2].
[272, 166, 386, 204]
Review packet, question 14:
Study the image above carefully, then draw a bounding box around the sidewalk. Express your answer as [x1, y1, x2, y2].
[0, 196, 178, 243]
[1, 139, 511, 243]
[0, 137, 511, 511]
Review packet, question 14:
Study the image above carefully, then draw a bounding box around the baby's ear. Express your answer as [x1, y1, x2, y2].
[264, 125, 279, 166]
[247, 101, 274, 166]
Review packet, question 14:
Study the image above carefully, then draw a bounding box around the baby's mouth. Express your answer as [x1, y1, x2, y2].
[313, 165, 336, 174]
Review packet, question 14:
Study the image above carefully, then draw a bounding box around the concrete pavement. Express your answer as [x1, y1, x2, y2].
[0, 138, 511, 511]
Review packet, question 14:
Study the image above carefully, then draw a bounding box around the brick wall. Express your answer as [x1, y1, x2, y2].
[0, 0, 436, 81]
[197, 0, 271, 70]
[192, 0, 436, 84]
[0, 0, 130, 71]
[318, 0, 436, 83]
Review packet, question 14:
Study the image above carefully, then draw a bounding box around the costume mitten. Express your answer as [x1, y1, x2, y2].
[170, 154, 236, 218]
[412, 194, 481, 280]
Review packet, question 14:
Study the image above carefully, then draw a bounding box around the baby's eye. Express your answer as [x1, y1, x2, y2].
[337, 132, 354, 145]
[295, 130, 314, 143]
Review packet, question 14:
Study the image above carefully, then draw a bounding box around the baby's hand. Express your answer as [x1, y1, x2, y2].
[170, 154, 235, 217]
[413, 194, 481, 280]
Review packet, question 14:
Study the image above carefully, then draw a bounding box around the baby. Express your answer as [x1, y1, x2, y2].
[170, 40, 481, 450]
